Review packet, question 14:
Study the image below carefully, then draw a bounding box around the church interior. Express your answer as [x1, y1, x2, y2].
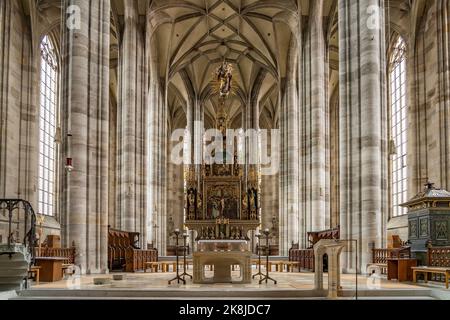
[1, 0, 450, 301]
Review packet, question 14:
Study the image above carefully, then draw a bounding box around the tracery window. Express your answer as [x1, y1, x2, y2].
[38, 35, 58, 216]
[389, 36, 408, 217]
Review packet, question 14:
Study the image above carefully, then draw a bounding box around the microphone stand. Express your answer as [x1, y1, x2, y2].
[252, 233, 264, 280]
[259, 230, 277, 284]
[180, 233, 192, 280]
[169, 229, 186, 285]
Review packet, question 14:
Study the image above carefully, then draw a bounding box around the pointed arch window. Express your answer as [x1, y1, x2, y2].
[389, 36, 408, 217]
[38, 35, 58, 216]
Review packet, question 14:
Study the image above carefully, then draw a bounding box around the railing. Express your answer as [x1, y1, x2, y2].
[0, 199, 37, 264]
[108, 227, 158, 272]
[372, 249, 390, 264]
[372, 247, 411, 264]
[428, 246, 450, 268]
[308, 226, 340, 247]
[34, 247, 76, 265]
[288, 227, 340, 272]
[125, 248, 159, 272]
[289, 248, 314, 271]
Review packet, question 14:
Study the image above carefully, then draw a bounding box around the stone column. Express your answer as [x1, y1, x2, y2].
[193, 97, 203, 206]
[279, 39, 300, 255]
[434, 0, 450, 190]
[179, 69, 195, 165]
[186, 98, 194, 165]
[60, 0, 110, 274]
[338, 0, 388, 271]
[302, 0, 329, 232]
[149, 87, 166, 254]
[0, 1, 38, 206]
[117, 0, 147, 244]
[145, 13, 169, 253]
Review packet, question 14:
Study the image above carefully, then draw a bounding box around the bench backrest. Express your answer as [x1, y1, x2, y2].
[372, 247, 411, 264]
[428, 246, 450, 267]
[34, 247, 76, 264]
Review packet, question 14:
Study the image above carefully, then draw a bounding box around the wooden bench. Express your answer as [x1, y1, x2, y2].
[144, 261, 161, 273]
[412, 267, 450, 289]
[286, 261, 300, 272]
[144, 261, 183, 273]
[28, 266, 41, 285]
[268, 261, 282, 272]
[160, 261, 177, 272]
[108, 228, 158, 272]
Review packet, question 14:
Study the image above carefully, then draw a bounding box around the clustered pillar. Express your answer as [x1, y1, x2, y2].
[300, 0, 330, 236]
[117, 0, 147, 246]
[60, 0, 111, 274]
[338, 0, 388, 271]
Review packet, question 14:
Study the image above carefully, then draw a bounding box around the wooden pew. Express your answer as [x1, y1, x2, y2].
[28, 266, 41, 285]
[34, 246, 77, 278]
[108, 227, 158, 272]
[412, 267, 450, 289]
[368, 247, 411, 275]
[411, 246, 450, 288]
[288, 226, 340, 272]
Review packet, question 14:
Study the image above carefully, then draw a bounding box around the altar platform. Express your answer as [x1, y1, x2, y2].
[13, 271, 450, 300]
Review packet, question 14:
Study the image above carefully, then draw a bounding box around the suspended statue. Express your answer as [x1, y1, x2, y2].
[215, 60, 233, 98]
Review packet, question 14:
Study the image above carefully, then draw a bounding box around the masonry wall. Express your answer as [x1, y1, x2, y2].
[409, 0, 450, 196]
[0, 1, 41, 244]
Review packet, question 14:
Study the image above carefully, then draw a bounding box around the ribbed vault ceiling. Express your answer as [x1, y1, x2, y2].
[147, 0, 301, 129]
[27, 0, 417, 130]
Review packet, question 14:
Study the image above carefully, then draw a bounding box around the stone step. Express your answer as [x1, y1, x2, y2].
[0, 269, 29, 277]
[0, 262, 29, 269]
[0, 245, 30, 292]
[16, 288, 435, 299]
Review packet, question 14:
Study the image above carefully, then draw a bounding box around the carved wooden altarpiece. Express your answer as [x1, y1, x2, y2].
[184, 101, 260, 241]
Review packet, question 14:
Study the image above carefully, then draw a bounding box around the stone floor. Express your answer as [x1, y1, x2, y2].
[22, 269, 450, 300]
[31, 271, 414, 290]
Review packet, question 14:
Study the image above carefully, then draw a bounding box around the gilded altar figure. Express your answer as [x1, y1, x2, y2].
[212, 201, 220, 219]
[216, 60, 233, 97]
[205, 164, 211, 177]
[189, 192, 195, 206]
[249, 192, 255, 209]
[233, 154, 241, 176]
[242, 193, 248, 219]
[187, 189, 196, 220]
[197, 193, 202, 211]
[220, 197, 226, 216]
[249, 188, 258, 220]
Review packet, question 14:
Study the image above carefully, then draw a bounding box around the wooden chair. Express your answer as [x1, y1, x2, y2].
[28, 266, 41, 286]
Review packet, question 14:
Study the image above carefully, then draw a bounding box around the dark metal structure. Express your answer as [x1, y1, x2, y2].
[0, 199, 37, 260]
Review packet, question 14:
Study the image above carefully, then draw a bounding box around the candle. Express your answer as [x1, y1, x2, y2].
[175, 229, 180, 233]
[265, 228, 269, 233]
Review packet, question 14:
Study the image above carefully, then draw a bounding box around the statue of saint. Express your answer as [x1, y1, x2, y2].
[220, 197, 226, 216]
[197, 194, 202, 210]
[242, 194, 248, 210]
[212, 202, 220, 219]
[249, 191, 255, 209]
[188, 192, 195, 207]
[216, 61, 233, 97]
